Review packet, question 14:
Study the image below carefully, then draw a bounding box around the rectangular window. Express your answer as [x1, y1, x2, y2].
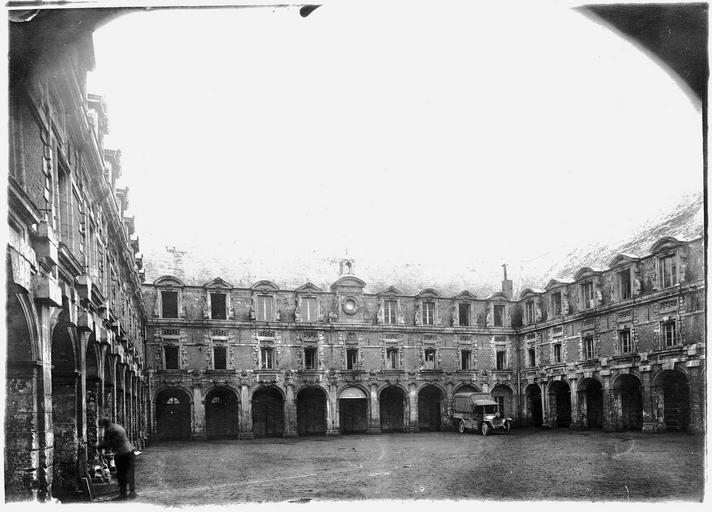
[526, 301, 535, 324]
[660, 255, 677, 288]
[424, 348, 436, 370]
[493, 305, 505, 327]
[301, 297, 317, 322]
[662, 320, 677, 347]
[164, 346, 179, 369]
[461, 350, 471, 370]
[161, 291, 179, 318]
[211, 293, 227, 319]
[423, 301, 435, 325]
[213, 346, 227, 369]
[346, 348, 359, 370]
[496, 349, 507, 370]
[581, 282, 594, 309]
[458, 303, 470, 326]
[304, 347, 317, 370]
[387, 348, 398, 369]
[528, 347, 536, 367]
[257, 295, 273, 322]
[551, 292, 562, 316]
[619, 329, 632, 354]
[618, 269, 632, 300]
[260, 347, 274, 369]
[384, 300, 397, 324]
[584, 336, 595, 359]
[553, 343, 562, 363]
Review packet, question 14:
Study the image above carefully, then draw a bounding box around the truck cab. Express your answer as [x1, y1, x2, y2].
[452, 392, 512, 436]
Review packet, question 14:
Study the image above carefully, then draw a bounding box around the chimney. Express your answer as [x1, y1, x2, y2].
[501, 264, 513, 299]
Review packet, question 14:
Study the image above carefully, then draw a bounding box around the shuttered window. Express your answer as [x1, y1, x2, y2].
[257, 295, 273, 321]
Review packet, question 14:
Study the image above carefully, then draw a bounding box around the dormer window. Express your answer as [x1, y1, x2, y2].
[211, 293, 227, 319]
[617, 269, 632, 300]
[384, 300, 397, 324]
[161, 291, 178, 318]
[581, 282, 595, 310]
[257, 295, 273, 322]
[458, 303, 471, 326]
[660, 254, 678, 288]
[493, 304, 505, 327]
[525, 301, 536, 324]
[300, 297, 318, 322]
[551, 292, 562, 316]
[423, 301, 435, 325]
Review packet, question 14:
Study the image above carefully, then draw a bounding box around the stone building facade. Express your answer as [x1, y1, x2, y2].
[143, 235, 705, 441]
[143, 264, 519, 439]
[516, 236, 705, 433]
[6, 11, 148, 501]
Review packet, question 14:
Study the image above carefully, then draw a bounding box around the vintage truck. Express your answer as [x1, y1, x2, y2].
[452, 392, 512, 436]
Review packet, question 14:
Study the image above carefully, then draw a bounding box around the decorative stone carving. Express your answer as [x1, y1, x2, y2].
[376, 303, 384, 324]
[414, 302, 422, 326]
[248, 303, 255, 321]
[486, 310, 493, 328]
[397, 302, 405, 325]
[452, 305, 459, 327]
[294, 298, 302, 322]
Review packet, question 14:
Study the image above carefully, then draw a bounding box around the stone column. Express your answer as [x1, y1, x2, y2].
[640, 368, 657, 432]
[327, 383, 339, 435]
[601, 373, 614, 432]
[541, 382, 549, 427]
[368, 383, 381, 434]
[193, 385, 206, 440]
[238, 384, 254, 439]
[284, 383, 298, 438]
[444, 382, 454, 431]
[408, 383, 418, 432]
[85, 376, 101, 466]
[687, 364, 704, 433]
[570, 378, 580, 428]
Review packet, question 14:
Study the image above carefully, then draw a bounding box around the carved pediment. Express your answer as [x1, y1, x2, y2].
[154, 275, 185, 288]
[650, 237, 684, 254]
[251, 280, 279, 292]
[377, 285, 403, 297]
[295, 281, 322, 293]
[485, 291, 509, 301]
[519, 288, 545, 300]
[454, 290, 477, 300]
[415, 288, 442, 298]
[573, 267, 604, 281]
[544, 278, 573, 291]
[204, 277, 233, 289]
[330, 275, 366, 291]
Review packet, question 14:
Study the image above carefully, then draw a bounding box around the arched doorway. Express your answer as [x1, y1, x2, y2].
[612, 374, 642, 431]
[548, 380, 571, 428]
[577, 378, 603, 429]
[491, 385, 514, 418]
[525, 384, 543, 426]
[380, 386, 406, 432]
[418, 385, 443, 431]
[297, 387, 327, 436]
[252, 387, 284, 438]
[338, 386, 368, 434]
[205, 387, 240, 438]
[657, 370, 690, 431]
[156, 388, 191, 440]
[5, 288, 41, 500]
[51, 322, 81, 498]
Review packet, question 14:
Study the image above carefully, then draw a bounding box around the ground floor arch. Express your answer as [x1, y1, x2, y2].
[525, 384, 543, 426]
[454, 384, 480, 394]
[156, 388, 192, 440]
[491, 384, 514, 418]
[379, 386, 406, 432]
[548, 380, 571, 428]
[612, 374, 643, 431]
[205, 387, 240, 438]
[252, 387, 285, 438]
[655, 370, 691, 431]
[297, 386, 327, 436]
[418, 385, 443, 431]
[577, 378, 603, 429]
[338, 386, 368, 434]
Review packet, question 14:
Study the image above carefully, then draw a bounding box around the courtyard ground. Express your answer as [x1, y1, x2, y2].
[92, 429, 704, 504]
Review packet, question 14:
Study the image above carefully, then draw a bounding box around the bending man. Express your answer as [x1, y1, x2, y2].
[98, 417, 137, 500]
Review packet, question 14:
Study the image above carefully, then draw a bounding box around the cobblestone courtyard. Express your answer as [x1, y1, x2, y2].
[92, 429, 704, 504]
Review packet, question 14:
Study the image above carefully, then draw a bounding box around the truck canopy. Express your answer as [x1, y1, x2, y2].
[453, 392, 499, 412]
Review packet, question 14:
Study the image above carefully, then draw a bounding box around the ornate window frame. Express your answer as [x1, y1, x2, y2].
[203, 277, 233, 320]
[452, 290, 477, 327]
[415, 288, 442, 326]
[153, 275, 186, 319]
[251, 280, 280, 322]
[294, 282, 323, 323]
[376, 286, 405, 325]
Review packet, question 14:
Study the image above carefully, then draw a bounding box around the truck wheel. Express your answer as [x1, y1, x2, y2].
[481, 422, 489, 436]
[458, 421, 466, 434]
[504, 421, 511, 434]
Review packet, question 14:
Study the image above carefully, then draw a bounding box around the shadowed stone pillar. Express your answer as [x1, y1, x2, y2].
[640, 368, 657, 432]
[408, 383, 418, 432]
[327, 383, 339, 435]
[193, 386, 206, 440]
[601, 373, 614, 432]
[368, 383, 381, 434]
[284, 383, 297, 438]
[238, 384, 253, 440]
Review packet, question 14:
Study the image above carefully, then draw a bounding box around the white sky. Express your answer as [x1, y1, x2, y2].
[87, 0, 703, 290]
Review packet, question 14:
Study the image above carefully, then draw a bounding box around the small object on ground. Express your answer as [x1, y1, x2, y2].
[134, 451, 142, 456]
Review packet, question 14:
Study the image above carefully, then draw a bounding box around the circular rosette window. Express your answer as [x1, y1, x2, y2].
[341, 296, 360, 315]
